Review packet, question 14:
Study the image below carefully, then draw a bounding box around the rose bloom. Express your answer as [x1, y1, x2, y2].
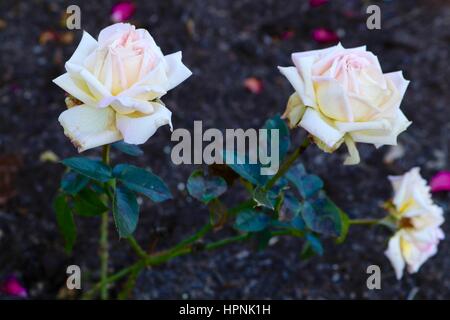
[53, 23, 192, 151]
[385, 168, 445, 279]
[279, 43, 410, 164]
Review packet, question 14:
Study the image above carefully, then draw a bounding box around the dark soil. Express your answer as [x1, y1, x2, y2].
[0, 0, 449, 299]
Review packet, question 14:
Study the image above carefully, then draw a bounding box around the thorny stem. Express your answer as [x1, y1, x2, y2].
[82, 231, 251, 299]
[99, 144, 111, 300]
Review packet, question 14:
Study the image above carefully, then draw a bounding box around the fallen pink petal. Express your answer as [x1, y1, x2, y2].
[430, 171, 450, 192]
[243, 77, 264, 94]
[0, 276, 27, 298]
[309, 0, 328, 7]
[111, 2, 136, 22]
[312, 28, 339, 43]
[280, 30, 295, 40]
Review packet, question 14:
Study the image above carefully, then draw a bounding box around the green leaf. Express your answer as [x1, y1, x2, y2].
[223, 151, 268, 186]
[300, 241, 316, 260]
[306, 233, 324, 256]
[234, 209, 270, 232]
[112, 141, 144, 157]
[53, 194, 76, 253]
[62, 157, 112, 182]
[73, 188, 108, 217]
[113, 185, 139, 237]
[252, 187, 275, 210]
[262, 114, 291, 161]
[187, 170, 227, 204]
[283, 192, 302, 215]
[302, 194, 342, 237]
[60, 171, 89, 195]
[336, 209, 350, 244]
[113, 164, 172, 202]
[286, 164, 323, 198]
[291, 215, 306, 231]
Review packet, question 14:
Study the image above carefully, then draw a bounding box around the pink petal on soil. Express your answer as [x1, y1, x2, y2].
[0, 276, 27, 298]
[111, 2, 136, 23]
[312, 28, 339, 43]
[430, 171, 450, 192]
[309, 0, 328, 7]
[244, 77, 264, 94]
[280, 30, 295, 40]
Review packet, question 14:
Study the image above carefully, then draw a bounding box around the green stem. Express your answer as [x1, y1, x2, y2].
[126, 236, 149, 259]
[99, 209, 109, 299]
[117, 266, 140, 300]
[99, 144, 111, 300]
[204, 233, 250, 251]
[172, 223, 213, 251]
[265, 137, 310, 190]
[83, 231, 250, 299]
[349, 218, 380, 225]
[85, 137, 312, 299]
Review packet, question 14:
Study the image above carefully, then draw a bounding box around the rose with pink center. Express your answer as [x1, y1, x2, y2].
[53, 23, 192, 151]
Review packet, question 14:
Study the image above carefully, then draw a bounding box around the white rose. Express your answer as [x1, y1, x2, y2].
[53, 23, 192, 151]
[279, 43, 411, 164]
[385, 168, 445, 279]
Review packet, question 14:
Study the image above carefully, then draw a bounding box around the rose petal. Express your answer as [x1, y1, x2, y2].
[65, 62, 112, 102]
[0, 276, 27, 298]
[116, 103, 172, 144]
[382, 71, 410, 112]
[119, 63, 169, 101]
[312, 28, 339, 44]
[243, 77, 263, 94]
[98, 22, 135, 45]
[385, 232, 405, 280]
[349, 110, 411, 147]
[59, 104, 122, 152]
[111, 2, 136, 23]
[309, 0, 328, 7]
[53, 73, 97, 106]
[282, 92, 306, 128]
[67, 31, 98, 66]
[430, 171, 450, 193]
[280, 30, 295, 40]
[343, 135, 360, 165]
[335, 119, 391, 132]
[299, 107, 344, 148]
[278, 65, 316, 107]
[110, 97, 156, 115]
[291, 43, 342, 61]
[164, 51, 193, 91]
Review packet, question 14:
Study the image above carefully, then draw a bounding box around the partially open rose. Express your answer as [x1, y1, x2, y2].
[385, 168, 445, 279]
[53, 23, 192, 151]
[279, 43, 410, 164]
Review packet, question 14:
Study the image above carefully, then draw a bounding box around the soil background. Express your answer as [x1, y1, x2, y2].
[0, 0, 449, 299]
